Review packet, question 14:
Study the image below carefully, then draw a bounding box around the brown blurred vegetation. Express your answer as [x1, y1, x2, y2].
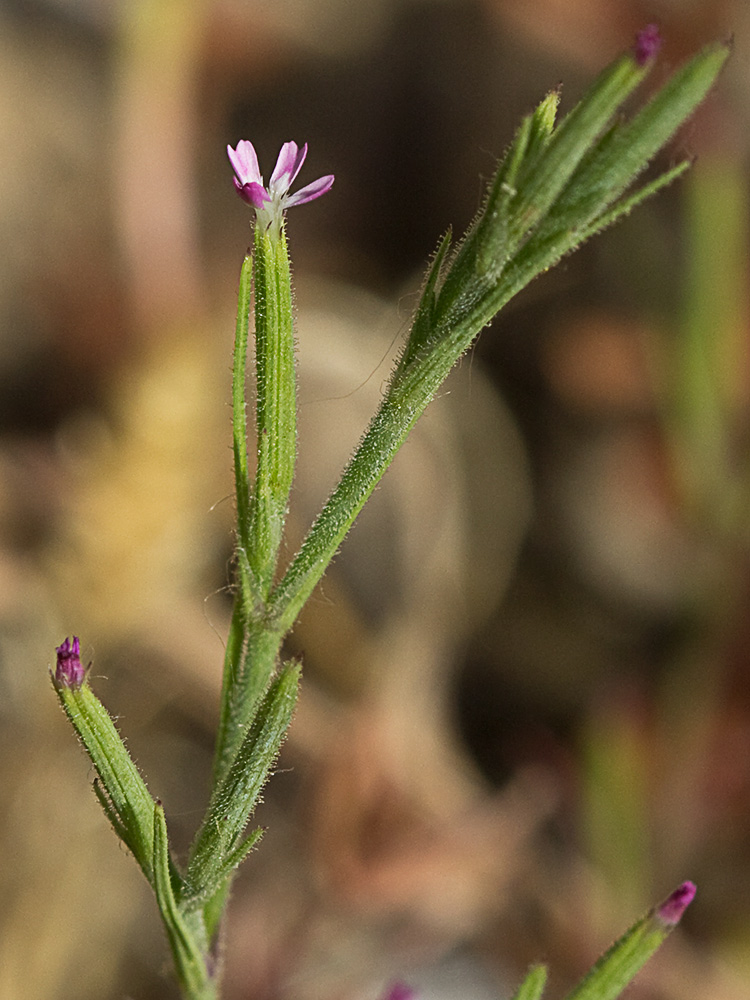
[0, 1, 749, 999]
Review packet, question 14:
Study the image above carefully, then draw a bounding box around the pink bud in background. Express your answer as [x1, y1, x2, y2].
[656, 881, 696, 926]
[381, 984, 417, 1000]
[634, 24, 662, 66]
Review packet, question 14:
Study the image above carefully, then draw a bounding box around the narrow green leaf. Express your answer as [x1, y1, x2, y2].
[153, 803, 215, 1000]
[536, 41, 730, 242]
[401, 228, 453, 366]
[185, 662, 300, 904]
[598, 41, 728, 198]
[474, 111, 533, 277]
[210, 622, 285, 788]
[508, 52, 647, 247]
[439, 108, 536, 312]
[527, 89, 560, 160]
[215, 826, 264, 880]
[455, 88, 560, 293]
[527, 119, 622, 238]
[53, 679, 156, 884]
[511, 964, 548, 1000]
[501, 159, 691, 302]
[563, 883, 696, 1000]
[202, 880, 232, 948]
[575, 160, 690, 242]
[455, 159, 690, 337]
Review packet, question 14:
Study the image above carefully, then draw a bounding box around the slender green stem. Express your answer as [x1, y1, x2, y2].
[185, 664, 300, 905]
[154, 804, 216, 1000]
[269, 338, 471, 633]
[212, 595, 246, 785]
[211, 621, 284, 788]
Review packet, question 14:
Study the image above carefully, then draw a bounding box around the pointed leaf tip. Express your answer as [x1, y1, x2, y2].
[511, 963, 548, 1000]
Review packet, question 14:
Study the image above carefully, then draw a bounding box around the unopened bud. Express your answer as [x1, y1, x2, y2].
[656, 881, 696, 926]
[634, 24, 662, 66]
[55, 636, 86, 688]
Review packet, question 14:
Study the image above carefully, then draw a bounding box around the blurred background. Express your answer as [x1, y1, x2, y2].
[1, 0, 749, 998]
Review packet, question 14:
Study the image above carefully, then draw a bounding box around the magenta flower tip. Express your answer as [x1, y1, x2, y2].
[634, 23, 662, 66]
[656, 881, 696, 926]
[381, 984, 417, 1000]
[55, 636, 86, 689]
[227, 139, 333, 228]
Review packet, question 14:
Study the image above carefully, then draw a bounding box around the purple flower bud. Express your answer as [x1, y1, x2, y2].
[381, 984, 417, 1000]
[55, 636, 86, 689]
[656, 881, 696, 926]
[634, 24, 662, 66]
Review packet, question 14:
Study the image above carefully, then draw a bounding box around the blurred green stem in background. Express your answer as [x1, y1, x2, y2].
[581, 153, 750, 962]
[669, 158, 750, 536]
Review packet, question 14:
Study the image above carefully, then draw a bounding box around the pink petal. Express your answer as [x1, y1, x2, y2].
[55, 635, 86, 688]
[270, 141, 307, 189]
[233, 178, 271, 208]
[228, 141, 262, 185]
[285, 173, 335, 207]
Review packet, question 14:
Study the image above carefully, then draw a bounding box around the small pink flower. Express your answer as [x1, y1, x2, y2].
[55, 636, 86, 689]
[633, 24, 662, 66]
[227, 140, 334, 229]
